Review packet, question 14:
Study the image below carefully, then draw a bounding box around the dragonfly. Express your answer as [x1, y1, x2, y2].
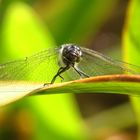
[0, 44, 139, 90]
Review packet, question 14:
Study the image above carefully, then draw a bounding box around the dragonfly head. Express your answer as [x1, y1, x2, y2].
[61, 44, 82, 66]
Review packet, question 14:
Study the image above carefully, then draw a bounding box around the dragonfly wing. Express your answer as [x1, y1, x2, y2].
[79, 47, 140, 76]
[0, 48, 60, 84]
[64, 47, 140, 81]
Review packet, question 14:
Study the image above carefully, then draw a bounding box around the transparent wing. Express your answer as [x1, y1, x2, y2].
[0, 48, 60, 86]
[1, 46, 140, 92]
[64, 47, 140, 80]
[81, 47, 140, 75]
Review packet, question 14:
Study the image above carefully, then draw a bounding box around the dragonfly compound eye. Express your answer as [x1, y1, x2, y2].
[61, 44, 82, 66]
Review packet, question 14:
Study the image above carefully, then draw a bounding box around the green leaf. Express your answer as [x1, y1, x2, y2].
[1, 75, 140, 107]
[123, 0, 140, 139]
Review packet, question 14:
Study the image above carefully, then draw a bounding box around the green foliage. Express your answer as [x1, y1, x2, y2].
[123, 0, 140, 139]
[46, 0, 118, 44]
[1, 0, 139, 140]
[1, 2, 87, 140]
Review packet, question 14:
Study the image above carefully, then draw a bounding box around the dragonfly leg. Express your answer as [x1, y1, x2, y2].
[58, 74, 64, 82]
[50, 65, 70, 84]
[73, 66, 90, 78]
[57, 67, 64, 82]
[44, 67, 64, 86]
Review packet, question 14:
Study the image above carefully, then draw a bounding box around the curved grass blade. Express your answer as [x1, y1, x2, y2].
[0, 74, 140, 107]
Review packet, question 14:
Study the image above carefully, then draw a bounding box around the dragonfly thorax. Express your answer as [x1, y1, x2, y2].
[60, 44, 82, 66]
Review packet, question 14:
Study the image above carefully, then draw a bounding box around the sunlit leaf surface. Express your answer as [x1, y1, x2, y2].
[0, 75, 140, 107]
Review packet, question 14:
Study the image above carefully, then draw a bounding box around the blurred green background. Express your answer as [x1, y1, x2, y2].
[0, 0, 139, 140]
